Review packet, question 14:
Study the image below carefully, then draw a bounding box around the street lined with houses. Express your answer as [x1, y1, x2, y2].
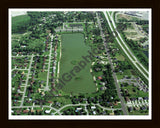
[103, 11, 149, 80]
[96, 12, 128, 115]
[11, 10, 149, 117]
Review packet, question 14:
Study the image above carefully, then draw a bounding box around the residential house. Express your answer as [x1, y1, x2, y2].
[45, 109, 51, 114]
[109, 112, 114, 115]
[125, 97, 131, 102]
[91, 106, 96, 109]
[23, 110, 29, 113]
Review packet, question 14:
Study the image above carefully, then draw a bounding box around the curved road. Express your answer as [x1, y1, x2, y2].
[108, 12, 148, 74]
[12, 103, 121, 115]
[103, 11, 149, 80]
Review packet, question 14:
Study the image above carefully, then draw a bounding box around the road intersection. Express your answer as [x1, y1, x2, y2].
[12, 102, 122, 115]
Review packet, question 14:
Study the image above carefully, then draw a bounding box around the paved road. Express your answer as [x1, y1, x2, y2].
[12, 105, 61, 115]
[96, 13, 128, 115]
[12, 69, 29, 71]
[12, 102, 121, 115]
[56, 36, 62, 82]
[12, 55, 32, 57]
[45, 34, 53, 91]
[20, 55, 34, 106]
[108, 11, 149, 75]
[12, 54, 49, 58]
[104, 11, 149, 80]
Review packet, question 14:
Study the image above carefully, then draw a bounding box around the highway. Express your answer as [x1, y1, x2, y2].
[103, 11, 149, 80]
[108, 12, 148, 74]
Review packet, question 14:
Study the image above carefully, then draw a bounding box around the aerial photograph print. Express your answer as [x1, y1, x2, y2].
[9, 8, 151, 120]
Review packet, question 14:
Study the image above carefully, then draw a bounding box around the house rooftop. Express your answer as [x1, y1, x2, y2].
[110, 112, 114, 115]
[23, 110, 29, 113]
[98, 76, 103, 80]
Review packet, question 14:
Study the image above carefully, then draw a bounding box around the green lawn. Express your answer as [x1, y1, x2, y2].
[38, 71, 47, 81]
[107, 11, 148, 84]
[116, 69, 133, 80]
[116, 54, 125, 61]
[12, 15, 31, 33]
[59, 33, 96, 94]
[122, 84, 148, 98]
[129, 110, 148, 115]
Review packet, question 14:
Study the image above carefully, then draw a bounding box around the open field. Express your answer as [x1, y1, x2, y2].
[38, 71, 47, 81]
[116, 69, 134, 80]
[106, 12, 149, 81]
[59, 33, 96, 94]
[122, 84, 148, 98]
[116, 13, 139, 22]
[116, 54, 125, 61]
[129, 110, 148, 115]
[12, 15, 31, 33]
[12, 15, 30, 26]
[123, 23, 146, 41]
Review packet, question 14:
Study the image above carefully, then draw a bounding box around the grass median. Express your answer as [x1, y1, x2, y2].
[106, 12, 149, 81]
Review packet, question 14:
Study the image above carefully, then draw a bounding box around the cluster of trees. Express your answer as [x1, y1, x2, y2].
[114, 110, 122, 115]
[92, 28, 100, 36]
[74, 12, 96, 22]
[117, 14, 149, 34]
[12, 39, 45, 54]
[115, 61, 132, 72]
[136, 20, 149, 25]
[33, 56, 44, 69]
[62, 107, 87, 115]
[139, 37, 148, 43]
[117, 16, 142, 23]
[71, 95, 85, 104]
[121, 88, 130, 97]
[117, 23, 127, 32]
[69, 24, 83, 27]
[84, 13, 121, 106]
[86, 105, 105, 115]
[85, 63, 120, 107]
[25, 12, 63, 38]
[100, 64, 120, 106]
[98, 12, 115, 43]
[117, 18, 128, 22]
[141, 24, 149, 34]
[117, 23, 148, 68]
[12, 32, 46, 54]
[27, 11, 63, 25]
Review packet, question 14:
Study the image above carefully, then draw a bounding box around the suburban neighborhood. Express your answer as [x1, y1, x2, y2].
[10, 9, 150, 118]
